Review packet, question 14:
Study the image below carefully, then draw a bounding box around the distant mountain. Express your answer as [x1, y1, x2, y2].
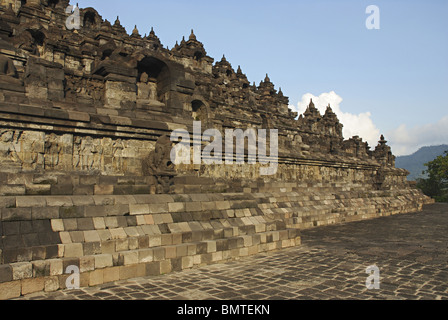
[396, 145, 448, 181]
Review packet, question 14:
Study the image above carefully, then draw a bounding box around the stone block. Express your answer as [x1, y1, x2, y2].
[94, 254, 113, 269]
[153, 247, 165, 261]
[152, 214, 164, 225]
[124, 227, 139, 238]
[115, 239, 129, 252]
[148, 235, 161, 247]
[92, 217, 106, 230]
[83, 242, 101, 256]
[176, 244, 189, 257]
[145, 262, 161, 276]
[0, 281, 21, 300]
[119, 251, 138, 266]
[215, 201, 231, 210]
[59, 232, 72, 244]
[247, 245, 259, 256]
[3, 221, 20, 235]
[104, 217, 118, 229]
[182, 231, 193, 243]
[101, 240, 115, 254]
[64, 243, 83, 258]
[21, 277, 45, 295]
[186, 202, 202, 212]
[77, 218, 94, 231]
[103, 267, 120, 283]
[109, 228, 127, 240]
[136, 215, 146, 226]
[94, 185, 114, 195]
[138, 249, 154, 263]
[11, 262, 33, 280]
[119, 265, 138, 280]
[206, 241, 217, 253]
[178, 222, 191, 233]
[160, 260, 172, 275]
[168, 202, 185, 213]
[129, 204, 149, 216]
[172, 233, 182, 245]
[83, 230, 101, 243]
[211, 251, 223, 262]
[15, 196, 47, 208]
[242, 235, 253, 247]
[201, 253, 213, 264]
[1, 208, 32, 221]
[46, 197, 73, 207]
[32, 260, 50, 278]
[187, 244, 197, 256]
[48, 259, 63, 276]
[144, 215, 155, 225]
[63, 219, 78, 231]
[79, 256, 95, 273]
[51, 219, 64, 232]
[138, 236, 149, 249]
[97, 230, 112, 242]
[201, 201, 217, 211]
[239, 247, 249, 257]
[161, 234, 172, 246]
[84, 206, 107, 218]
[69, 231, 84, 243]
[193, 255, 202, 265]
[89, 269, 104, 287]
[44, 276, 60, 292]
[196, 243, 207, 255]
[165, 246, 177, 259]
[148, 203, 168, 214]
[0, 265, 13, 283]
[128, 238, 139, 250]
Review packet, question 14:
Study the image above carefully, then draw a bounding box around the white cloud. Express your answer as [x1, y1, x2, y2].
[290, 91, 381, 148]
[387, 116, 448, 156]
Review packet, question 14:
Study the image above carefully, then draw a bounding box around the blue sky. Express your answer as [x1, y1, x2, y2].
[75, 0, 448, 155]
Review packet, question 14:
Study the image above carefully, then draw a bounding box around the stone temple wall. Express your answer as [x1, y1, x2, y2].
[0, 0, 433, 299]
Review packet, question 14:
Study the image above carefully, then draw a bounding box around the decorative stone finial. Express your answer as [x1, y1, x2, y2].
[189, 29, 197, 41]
[310, 99, 314, 107]
[265, 74, 270, 82]
[132, 25, 140, 37]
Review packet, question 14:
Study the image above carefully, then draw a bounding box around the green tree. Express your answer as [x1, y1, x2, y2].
[417, 151, 448, 202]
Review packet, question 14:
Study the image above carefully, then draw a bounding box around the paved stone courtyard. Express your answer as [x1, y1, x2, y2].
[16, 203, 448, 300]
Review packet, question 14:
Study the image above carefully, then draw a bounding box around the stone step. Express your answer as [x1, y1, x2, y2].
[0, 188, 430, 298]
[0, 170, 385, 197]
[0, 228, 301, 287]
[2, 233, 301, 296]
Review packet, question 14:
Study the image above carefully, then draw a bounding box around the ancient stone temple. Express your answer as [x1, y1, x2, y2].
[0, 1, 433, 298]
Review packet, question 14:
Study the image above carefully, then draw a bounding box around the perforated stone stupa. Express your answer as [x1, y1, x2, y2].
[0, 0, 433, 299]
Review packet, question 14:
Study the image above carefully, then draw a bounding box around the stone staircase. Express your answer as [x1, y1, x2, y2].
[0, 179, 432, 299]
[0, 192, 301, 298]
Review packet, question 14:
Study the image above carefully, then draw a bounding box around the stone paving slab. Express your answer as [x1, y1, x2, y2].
[15, 203, 448, 300]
